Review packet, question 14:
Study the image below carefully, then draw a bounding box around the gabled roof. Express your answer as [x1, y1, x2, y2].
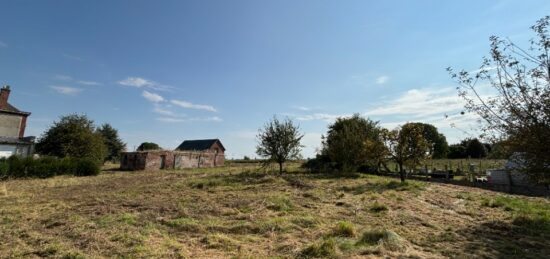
[176, 139, 225, 151]
[0, 102, 31, 116]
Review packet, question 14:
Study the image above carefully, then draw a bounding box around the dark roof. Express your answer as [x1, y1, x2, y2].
[0, 136, 35, 145]
[176, 139, 225, 151]
[0, 102, 31, 116]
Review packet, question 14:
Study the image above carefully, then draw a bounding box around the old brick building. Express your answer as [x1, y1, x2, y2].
[120, 139, 225, 171]
[0, 85, 34, 158]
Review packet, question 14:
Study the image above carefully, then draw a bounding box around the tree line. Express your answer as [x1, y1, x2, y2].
[258, 17, 550, 186]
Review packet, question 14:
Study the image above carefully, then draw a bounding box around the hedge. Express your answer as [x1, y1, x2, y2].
[0, 156, 101, 180]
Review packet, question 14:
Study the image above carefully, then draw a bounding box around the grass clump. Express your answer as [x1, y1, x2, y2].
[201, 234, 238, 251]
[356, 229, 407, 252]
[300, 238, 337, 258]
[189, 178, 226, 189]
[332, 221, 356, 237]
[164, 217, 203, 232]
[291, 216, 319, 229]
[267, 195, 293, 212]
[369, 202, 388, 213]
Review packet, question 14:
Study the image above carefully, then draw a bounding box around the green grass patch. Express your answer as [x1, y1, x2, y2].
[266, 195, 293, 212]
[481, 195, 550, 235]
[300, 238, 337, 258]
[332, 221, 356, 237]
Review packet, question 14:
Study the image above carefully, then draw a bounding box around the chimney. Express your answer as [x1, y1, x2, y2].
[0, 85, 10, 110]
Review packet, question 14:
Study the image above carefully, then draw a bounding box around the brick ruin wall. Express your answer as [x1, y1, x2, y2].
[120, 150, 225, 171]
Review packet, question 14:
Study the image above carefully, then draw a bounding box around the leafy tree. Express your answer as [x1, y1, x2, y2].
[407, 123, 449, 159]
[465, 138, 487, 158]
[97, 123, 126, 162]
[449, 16, 550, 185]
[256, 117, 303, 174]
[322, 114, 384, 172]
[448, 144, 466, 159]
[35, 114, 107, 162]
[137, 142, 161, 151]
[383, 123, 430, 182]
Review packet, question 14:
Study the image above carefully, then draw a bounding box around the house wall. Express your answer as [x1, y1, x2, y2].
[0, 143, 33, 158]
[0, 114, 22, 138]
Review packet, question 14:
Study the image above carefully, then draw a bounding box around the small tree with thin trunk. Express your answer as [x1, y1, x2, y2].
[256, 117, 304, 174]
[383, 123, 430, 182]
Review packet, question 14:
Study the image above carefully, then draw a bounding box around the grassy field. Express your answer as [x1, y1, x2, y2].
[0, 163, 548, 258]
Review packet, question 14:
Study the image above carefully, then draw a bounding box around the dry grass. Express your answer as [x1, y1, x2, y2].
[0, 163, 548, 258]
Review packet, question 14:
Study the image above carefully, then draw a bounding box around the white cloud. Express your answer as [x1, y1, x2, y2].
[293, 106, 312, 111]
[365, 87, 465, 117]
[77, 80, 101, 86]
[376, 75, 389, 85]
[118, 77, 172, 91]
[49, 86, 82, 95]
[142, 90, 164, 103]
[157, 116, 222, 123]
[170, 99, 217, 112]
[295, 113, 349, 122]
[153, 106, 176, 116]
[0, 41, 7, 48]
[54, 74, 73, 81]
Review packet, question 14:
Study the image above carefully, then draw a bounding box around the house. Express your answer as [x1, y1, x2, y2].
[120, 139, 225, 171]
[0, 85, 34, 158]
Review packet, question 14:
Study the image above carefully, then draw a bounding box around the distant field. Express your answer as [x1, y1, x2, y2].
[0, 163, 548, 258]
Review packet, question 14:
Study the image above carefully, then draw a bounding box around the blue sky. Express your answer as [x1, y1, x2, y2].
[0, 0, 549, 158]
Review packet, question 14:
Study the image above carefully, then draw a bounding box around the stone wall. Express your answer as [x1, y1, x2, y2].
[120, 150, 225, 171]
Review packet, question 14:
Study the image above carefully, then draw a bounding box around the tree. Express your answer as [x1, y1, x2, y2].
[407, 123, 449, 159]
[383, 123, 430, 182]
[464, 138, 487, 158]
[256, 117, 303, 174]
[36, 114, 107, 162]
[321, 114, 384, 172]
[137, 142, 161, 151]
[97, 123, 126, 162]
[448, 16, 550, 185]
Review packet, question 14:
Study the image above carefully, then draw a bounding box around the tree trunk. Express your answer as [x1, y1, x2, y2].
[399, 163, 405, 183]
[279, 162, 283, 175]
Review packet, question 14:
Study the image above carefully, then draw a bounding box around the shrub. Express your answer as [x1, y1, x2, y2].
[333, 221, 356, 237]
[74, 158, 100, 176]
[7, 156, 26, 178]
[58, 157, 77, 175]
[0, 159, 8, 179]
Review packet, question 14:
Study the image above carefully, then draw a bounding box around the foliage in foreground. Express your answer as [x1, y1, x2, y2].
[449, 16, 550, 185]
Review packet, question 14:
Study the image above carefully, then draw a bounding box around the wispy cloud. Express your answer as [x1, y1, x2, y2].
[153, 106, 176, 116]
[376, 75, 389, 85]
[49, 86, 82, 95]
[170, 99, 217, 112]
[295, 113, 349, 122]
[54, 74, 73, 81]
[0, 41, 7, 48]
[118, 77, 173, 91]
[142, 90, 165, 103]
[77, 80, 101, 86]
[62, 53, 83, 61]
[157, 116, 222, 123]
